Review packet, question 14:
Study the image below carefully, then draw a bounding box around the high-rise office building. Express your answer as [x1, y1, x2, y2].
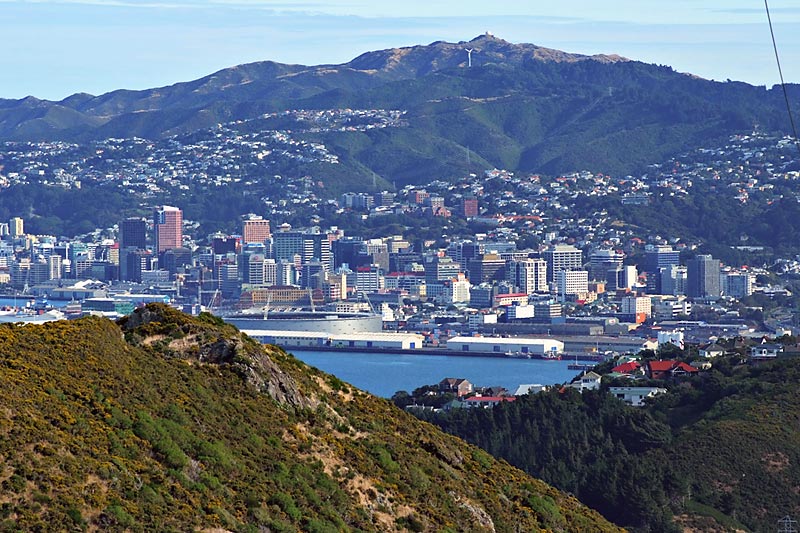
[120, 217, 147, 250]
[211, 235, 239, 255]
[359, 239, 389, 272]
[446, 240, 484, 265]
[659, 265, 688, 296]
[273, 229, 305, 263]
[589, 249, 624, 281]
[242, 216, 272, 244]
[687, 254, 721, 300]
[273, 228, 333, 271]
[643, 245, 680, 293]
[355, 265, 383, 292]
[276, 260, 298, 286]
[301, 261, 327, 289]
[607, 265, 638, 291]
[723, 271, 753, 298]
[154, 206, 183, 253]
[304, 233, 332, 271]
[9, 217, 24, 238]
[263, 259, 278, 286]
[507, 258, 547, 295]
[543, 244, 582, 282]
[121, 249, 155, 283]
[467, 253, 507, 284]
[332, 237, 364, 270]
[556, 269, 589, 300]
[162, 247, 193, 275]
[119, 217, 148, 281]
[242, 253, 266, 285]
[424, 256, 462, 285]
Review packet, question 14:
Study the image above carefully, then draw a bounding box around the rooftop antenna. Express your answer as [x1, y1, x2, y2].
[464, 48, 475, 67]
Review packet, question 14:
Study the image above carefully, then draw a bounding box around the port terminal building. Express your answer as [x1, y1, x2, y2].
[445, 336, 564, 356]
[241, 330, 425, 350]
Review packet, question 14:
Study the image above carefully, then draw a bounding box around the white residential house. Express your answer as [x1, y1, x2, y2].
[513, 384, 548, 396]
[609, 386, 667, 407]
[569, 371, 602, 391]
[750, 343, 783, 359]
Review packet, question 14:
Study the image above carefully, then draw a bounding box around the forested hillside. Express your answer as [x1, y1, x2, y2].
[418, 355, 800, 532]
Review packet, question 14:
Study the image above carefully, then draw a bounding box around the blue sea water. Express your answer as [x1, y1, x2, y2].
[289, 349, 580, 398]
[0, 297, 68, 309]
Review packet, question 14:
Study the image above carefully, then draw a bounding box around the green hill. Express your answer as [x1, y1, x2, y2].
[0, 304, 620, 532]
[1, 34, 797, 183]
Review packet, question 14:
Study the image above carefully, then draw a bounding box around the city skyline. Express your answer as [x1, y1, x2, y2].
[2, 0, 799, 100]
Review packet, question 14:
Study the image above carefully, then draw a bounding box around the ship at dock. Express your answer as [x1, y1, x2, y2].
[221, 308, 383, 335]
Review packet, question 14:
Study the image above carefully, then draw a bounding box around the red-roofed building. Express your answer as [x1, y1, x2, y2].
[646, 360, 699, 380]
[463, 396, 517, 409]
[611, 361, 642, 374]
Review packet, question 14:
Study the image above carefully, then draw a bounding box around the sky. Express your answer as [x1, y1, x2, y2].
[2, 0, 800, 101]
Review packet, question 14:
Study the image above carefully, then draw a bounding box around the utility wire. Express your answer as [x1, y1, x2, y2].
[765, 0, 800, 157]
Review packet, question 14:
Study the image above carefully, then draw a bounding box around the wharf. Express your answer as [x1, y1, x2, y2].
[279, 344, 574, 360]
[567, 363, 598, 371]
[287, 345, 509, 358]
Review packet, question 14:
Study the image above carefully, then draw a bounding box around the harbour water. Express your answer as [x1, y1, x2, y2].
[290, 349, 581, 398]
[0, 297, 68, 309]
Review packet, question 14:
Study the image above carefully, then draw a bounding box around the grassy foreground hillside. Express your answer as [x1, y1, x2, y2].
[0, 304, 619, 532]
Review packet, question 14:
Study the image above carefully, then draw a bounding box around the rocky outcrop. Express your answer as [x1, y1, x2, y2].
[121, 304, 316, 409]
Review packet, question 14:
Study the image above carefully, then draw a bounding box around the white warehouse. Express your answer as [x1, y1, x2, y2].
[446, 336, 564, 356]
[240, 330, 425, 350]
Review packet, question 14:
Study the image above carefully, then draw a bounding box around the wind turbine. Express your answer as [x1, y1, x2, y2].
[464, 48, 476, 67]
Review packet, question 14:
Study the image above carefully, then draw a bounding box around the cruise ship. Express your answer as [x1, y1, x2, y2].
[222, 309, 382, 335]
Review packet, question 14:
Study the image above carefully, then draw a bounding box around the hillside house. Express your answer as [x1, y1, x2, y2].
[646, 360, 699, 380]
[438, 378, 473, 397]
[569, 371, 602, 391]
[513, 384, 548, 396]
[698, 343, 726, 358]
[609, 386, 667, 407]
[750, 343, 783, 359]
[463, 396, 517, 409]
[611, 361, 642, 375]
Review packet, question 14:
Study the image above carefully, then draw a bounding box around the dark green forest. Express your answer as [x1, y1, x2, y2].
[413, 354, 800, 532]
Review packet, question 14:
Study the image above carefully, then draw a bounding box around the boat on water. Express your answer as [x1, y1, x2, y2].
[505, 351, 532, 359]
[540, 353, 562, 361]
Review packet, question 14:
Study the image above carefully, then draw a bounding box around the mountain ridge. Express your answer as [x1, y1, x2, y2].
[0, 34, 797, 182]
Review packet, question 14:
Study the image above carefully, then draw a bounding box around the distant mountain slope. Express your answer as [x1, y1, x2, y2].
[0, 304, 620, 532]
[1, 34, 797, 181]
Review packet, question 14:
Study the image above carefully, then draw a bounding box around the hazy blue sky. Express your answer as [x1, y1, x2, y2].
[2, 0, 799, 100]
